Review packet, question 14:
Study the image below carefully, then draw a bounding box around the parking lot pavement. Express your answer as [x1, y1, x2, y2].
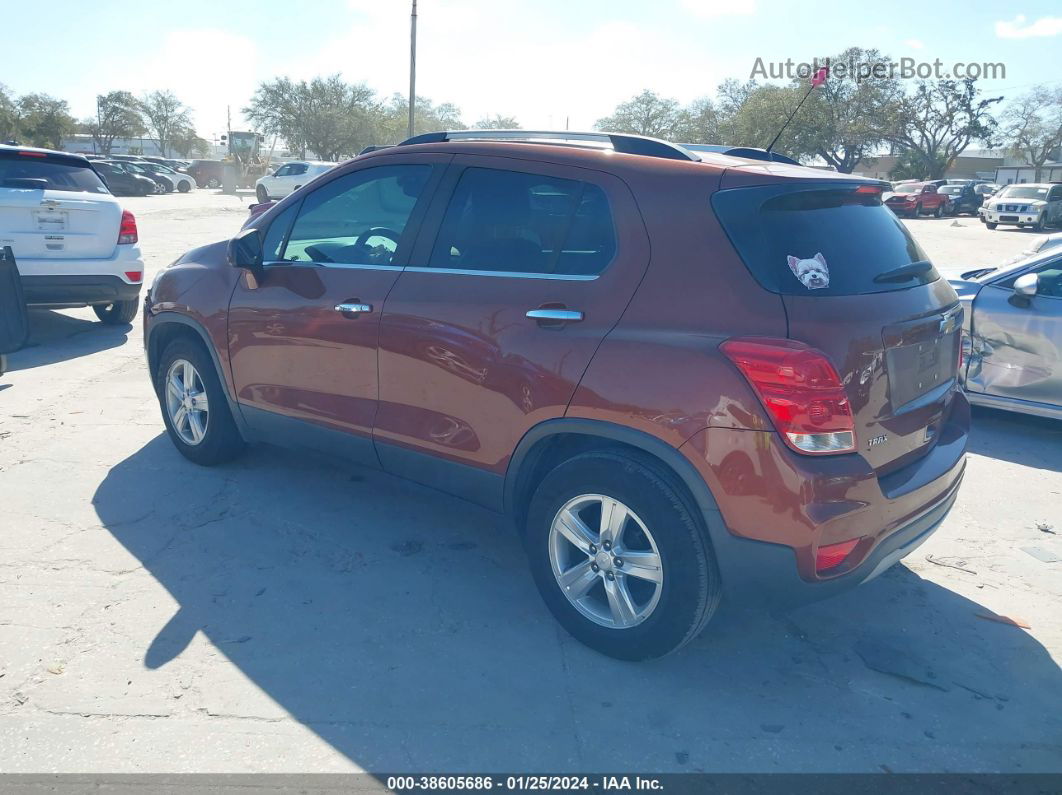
[1, 193, 1060, 773]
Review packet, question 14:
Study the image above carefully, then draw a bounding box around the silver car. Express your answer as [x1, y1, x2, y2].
[951, 249, 1062, 419]
[982, 183, 1062, 232]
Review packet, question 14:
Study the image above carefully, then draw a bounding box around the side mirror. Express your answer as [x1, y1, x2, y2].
[1014, 272, 1039, 297]
[229, 227, 263, 271]
[1009, 272, 1039, 307]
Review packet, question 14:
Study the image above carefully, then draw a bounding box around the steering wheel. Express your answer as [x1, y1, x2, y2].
[354, 227, 402, 250]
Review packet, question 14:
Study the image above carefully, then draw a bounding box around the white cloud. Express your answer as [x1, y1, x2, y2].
[904, 38, 924, 49]
[680, 0, 757, 19]
[995, 14, 1062, 38]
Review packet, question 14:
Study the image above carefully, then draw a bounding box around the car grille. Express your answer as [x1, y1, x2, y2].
[999, 204, 1030, 212]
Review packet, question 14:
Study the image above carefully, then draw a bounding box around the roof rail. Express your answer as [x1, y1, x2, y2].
[399, 130, 701, 162]
[680, 143, 800, 166]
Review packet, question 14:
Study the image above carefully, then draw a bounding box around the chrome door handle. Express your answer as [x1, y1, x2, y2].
[334, 302, 373, 314]
[526, 309, 584, 322]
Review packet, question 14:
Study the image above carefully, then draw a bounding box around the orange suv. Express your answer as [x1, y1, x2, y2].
[144, 131, 968, 659]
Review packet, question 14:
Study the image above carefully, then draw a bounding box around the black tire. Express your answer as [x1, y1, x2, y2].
[525, 450, 721, 660]
[155, 338, 245, 466]
[178, 180, 191, 193]
[256, 185, 269, 203]
[986, 221, 998, 230]
[1032, 218, 1044, 232]
[206, 177, 221, 189]
[93, 299, 138, 325]
[934, 204, 944, 218]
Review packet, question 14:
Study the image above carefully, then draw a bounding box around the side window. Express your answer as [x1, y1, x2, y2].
[261, 203, 299, 262]
[274, 165, 292, 177]
[281, 164, 432, 266]
[289, 164, 309, 176]
[427, 167, 616, 276]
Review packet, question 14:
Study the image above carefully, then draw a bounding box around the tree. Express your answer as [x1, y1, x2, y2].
[139, 90, 193, 157]
[595, 90, 682, 138]
[0, 84, 19, 142]
[881, 78, 1002, 179]
[888, 148, 942, 181]
[474, 114, 521, 129]
[783, 47, 901, 173]
[372, 93, 467, 144]
[1002, 86, 1062, 182]
[673, 97, 721, 144]
[15, 93, 77, 149]
[86, 91, 145, 155]
[170, 124, 210, 158]
[245, 75, 381, 159]
[724, 84, 817, 159]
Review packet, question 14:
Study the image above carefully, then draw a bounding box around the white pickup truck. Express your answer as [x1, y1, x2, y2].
[0, 145, 144, 323]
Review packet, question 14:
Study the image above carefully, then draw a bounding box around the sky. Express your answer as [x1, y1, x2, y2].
[3, 0, 1061, 142]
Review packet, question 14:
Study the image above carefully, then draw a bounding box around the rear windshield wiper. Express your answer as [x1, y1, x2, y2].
[873, 260, 936, 283]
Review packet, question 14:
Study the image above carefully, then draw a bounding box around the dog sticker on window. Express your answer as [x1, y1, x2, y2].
[787, 253, 830, 290]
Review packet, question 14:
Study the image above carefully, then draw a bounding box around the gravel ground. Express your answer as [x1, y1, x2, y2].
[0, 192, 1059, 774]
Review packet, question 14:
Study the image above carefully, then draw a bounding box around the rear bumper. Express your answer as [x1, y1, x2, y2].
[680, 391, 970, 607]
[22, 275, 142, 307]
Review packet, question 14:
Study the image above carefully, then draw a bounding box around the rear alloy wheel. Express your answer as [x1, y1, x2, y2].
[256, 185, 269, 203]
[93, 299, 138, 325]
[157, 339, 244, 466]
[526, 451, 720, 660]
[205, 177, 221, 189]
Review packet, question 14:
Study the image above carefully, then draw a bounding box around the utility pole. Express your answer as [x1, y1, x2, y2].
[408, 0, 417, 139]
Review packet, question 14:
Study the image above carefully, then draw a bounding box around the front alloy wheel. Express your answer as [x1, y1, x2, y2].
[549, 494, 663, 629]
[165, 358, 210, 445]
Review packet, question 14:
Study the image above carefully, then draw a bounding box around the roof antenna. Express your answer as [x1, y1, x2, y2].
[765, 64, 829, 159]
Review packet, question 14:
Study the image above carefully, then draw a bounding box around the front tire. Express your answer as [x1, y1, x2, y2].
[934, 204, 944, 218]
[525, 451, 720, 660]
[986, 221, 998, 230]
[256, 185, 269, 203]
[93, 299, 138, 325]
[156, 339, 245, 466]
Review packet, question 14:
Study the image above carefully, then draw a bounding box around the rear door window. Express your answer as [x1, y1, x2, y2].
[427, 167, 616, 276]
[0, 151, 109, 194]
[712, 183, 936, 295]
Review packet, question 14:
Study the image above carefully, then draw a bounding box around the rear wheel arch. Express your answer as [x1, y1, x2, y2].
[505, 420, 723, 543]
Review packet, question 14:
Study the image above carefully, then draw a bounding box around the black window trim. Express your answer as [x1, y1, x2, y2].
[409, 160, 617, 280]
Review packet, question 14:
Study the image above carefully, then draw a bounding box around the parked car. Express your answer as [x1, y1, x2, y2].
[145, 130, 968, 660]
[0, 145, 142, 324]
[188, 159, 224, 189]
[92, 161, 156, 197]
[255, 160, 336, 202]
[139, 162, 194, 193]
[938, 182, 983, 216]
[105, 160, 172, 193]
[951, 247, 1062, 420]
[884, 182, 951, 217]
[982, 183, 1062, 232]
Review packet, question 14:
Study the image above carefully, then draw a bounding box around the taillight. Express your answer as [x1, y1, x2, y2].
[720, 337, 856, 455]
[118, 210, 137, 245]
[124, 271, 142, 283]
[816, 538, 861, 573]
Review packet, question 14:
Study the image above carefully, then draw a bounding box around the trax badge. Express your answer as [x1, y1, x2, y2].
[868, 434, 888, 448]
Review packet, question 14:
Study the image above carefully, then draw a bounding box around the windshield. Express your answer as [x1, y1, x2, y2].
[891, 184, 919, 194]
[939, 185, 964, 195]
[0, 151, 109, 193]
[999, 185, 1049, 200]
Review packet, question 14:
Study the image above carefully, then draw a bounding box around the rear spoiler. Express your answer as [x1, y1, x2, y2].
[678, 144, 800, 166]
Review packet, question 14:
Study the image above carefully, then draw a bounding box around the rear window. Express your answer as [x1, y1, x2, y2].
[712, 183, 936, 296]
[0, 151, 109, 194]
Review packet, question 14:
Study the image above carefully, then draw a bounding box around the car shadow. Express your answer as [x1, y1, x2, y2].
[969, 405, 1062, 473]
[92, 436, 1062, 772]
[5, 308, 128, 372]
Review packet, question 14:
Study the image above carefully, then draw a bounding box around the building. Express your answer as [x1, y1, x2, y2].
[994, 162, 1062, 185]
[851, 149, 1006, 181]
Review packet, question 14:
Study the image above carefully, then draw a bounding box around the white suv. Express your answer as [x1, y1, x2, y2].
[983, 183, 1062, 232]
[0, 146, 144, 324]
[255, 160, 335, 203]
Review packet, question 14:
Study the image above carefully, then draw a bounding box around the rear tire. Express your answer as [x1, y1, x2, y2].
[93, 299, 138, 325]
[206, 177, 221, 189]
[156, 339, 245, 466]
[178, 180, 191, 193]
[525, 451, 721, 660]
